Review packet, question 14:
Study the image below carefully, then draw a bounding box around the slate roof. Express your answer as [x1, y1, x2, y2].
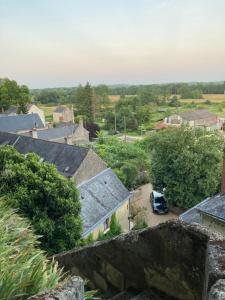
[0, 114, 44, 133]
[4, 106, 17, 114]
[180, 194, 225, 224]
[179, 109, 216, 121]
[79, 168, 130, 236]
[35, 124, 79, 141]
[54, 106, 71, 113]
[0, 131, 89, 177]
[4, 104, 37, 115]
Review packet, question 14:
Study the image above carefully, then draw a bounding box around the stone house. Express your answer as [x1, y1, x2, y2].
[53, 106, 74, 123]
[0, 114, 45, 134]
[30, 119, 89, 144]
[4, 104, 45, 125]
[0, 131, 131, 236]
[79, 168, 130, 238]
[164, 109, 219, 130]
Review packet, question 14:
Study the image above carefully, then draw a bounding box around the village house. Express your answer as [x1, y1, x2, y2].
[53, 105, 74, 123]
[164, 109, 219, 130]
[0, 131, 130, 237]
[0, 113, 45, 134]
[180, 151, 225, 236]
[4, 104, 45, 125]
[27, 119, 89, 144]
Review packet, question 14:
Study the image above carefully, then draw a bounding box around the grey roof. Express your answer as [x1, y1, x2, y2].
[79, 168, 130, 236]
[4, 106, 17, 114]
[54, 106, 71, 113]
[179, 109, 216, 121]
[35, 124, 79, 141]
[0, 131, 89, 177]
[4, 104, 37, 115]
[0, 114, 44, 133]
[180, 194, 225, 224]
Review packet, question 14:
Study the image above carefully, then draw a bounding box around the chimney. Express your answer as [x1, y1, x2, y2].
[31, 128, 38, 139]
[221, 150, 225, 195]
[79, 118, 84, 128]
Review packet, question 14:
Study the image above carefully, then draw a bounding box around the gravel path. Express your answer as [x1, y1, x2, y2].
[132, 183, 178, 227]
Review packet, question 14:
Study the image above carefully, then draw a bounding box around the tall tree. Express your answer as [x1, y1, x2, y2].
[0, 78, 30, 112]
[141, 127, 224, 208]
[75, 82, 96, 122]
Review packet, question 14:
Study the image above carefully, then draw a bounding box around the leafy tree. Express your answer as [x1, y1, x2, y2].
[36, 89, 60, 104]
[95, 134, 150, 189]
[94, 84, 110, 114]
[0, 146, 82, 254]
[0, 78, 30, 112]
[141, 127, 224, 208]
[0, 200, 63, 299]
[74, 83, 96, 122]
[84, 122, 100, 139]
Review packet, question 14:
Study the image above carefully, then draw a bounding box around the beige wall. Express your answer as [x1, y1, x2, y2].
[28, 105, 45, 125]
[73, 149, 107, 185]
[53, 108, 73, 123]
[202, 214, 225, 236]
[72, 124, 89, 144]
[84, 199, 130, 240]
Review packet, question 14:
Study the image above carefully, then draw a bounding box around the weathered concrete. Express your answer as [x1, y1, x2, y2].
[209, 279, 225, 299]
[54, 221, 211, 299]
[28, 277, 84, 300]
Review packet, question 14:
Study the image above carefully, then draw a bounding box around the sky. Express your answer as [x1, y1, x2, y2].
[0, 0, 225, 88]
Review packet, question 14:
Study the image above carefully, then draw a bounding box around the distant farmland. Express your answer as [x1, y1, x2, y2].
[109, 94, 225, 103]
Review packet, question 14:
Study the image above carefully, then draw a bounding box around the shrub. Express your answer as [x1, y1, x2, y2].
[0, 200, 63, 299]
[0, 146, 82, 254]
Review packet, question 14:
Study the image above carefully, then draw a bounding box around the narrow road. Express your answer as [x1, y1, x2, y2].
[133, 183, 178, 227]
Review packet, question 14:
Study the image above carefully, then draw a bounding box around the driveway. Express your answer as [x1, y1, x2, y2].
[132, 183, 178, 227]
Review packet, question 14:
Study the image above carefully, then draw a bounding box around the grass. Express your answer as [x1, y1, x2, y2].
[39, 104, 57, 121]
[0, 199, 64, 299]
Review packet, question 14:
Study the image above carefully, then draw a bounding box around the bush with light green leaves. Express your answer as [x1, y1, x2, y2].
[0, 200, 63, 300]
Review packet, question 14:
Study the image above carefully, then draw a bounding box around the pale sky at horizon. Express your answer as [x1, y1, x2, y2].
[0, 0, 225, 88]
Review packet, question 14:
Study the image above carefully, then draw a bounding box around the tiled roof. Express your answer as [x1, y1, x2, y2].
[54, 106, 71, 113]
[180, 194, 225, 224]
[179, 109, 216, 121]
[0, 131, 89, 177]
[0, 114, 44, 132]
[36, 124, 79, 141]
[79, 168, 130, 236]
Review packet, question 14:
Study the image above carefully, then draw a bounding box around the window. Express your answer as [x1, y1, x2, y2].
[103, 218, 110, 232]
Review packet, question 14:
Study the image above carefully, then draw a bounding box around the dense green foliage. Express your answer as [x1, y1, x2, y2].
[104, 96, 152, 132]
[0, 146, 82, 254]
[97, 213, 122, 241]
[108, 82, 225, 96]
[0, 78, 30, 112]
[95, 134, 150, 189]
[0, 200, 63, 299]
[74, 83, 110, 121]
[140, 127, 224, 208]
[75, 83, 96, 121]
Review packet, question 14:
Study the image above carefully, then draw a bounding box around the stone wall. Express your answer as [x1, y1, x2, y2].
[74, 149, 107, 185]
[28, 277, 84, 300]
[54, 221, 213, 299]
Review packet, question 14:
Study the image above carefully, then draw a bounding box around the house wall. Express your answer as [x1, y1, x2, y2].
[84, 199, 130, 239]
[28, 105, 45, 125]
[72, 124, 89, 144]
[73, 149, 107, 185]
[201, 214, 225, 236]
[53, 109, 73, 123]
